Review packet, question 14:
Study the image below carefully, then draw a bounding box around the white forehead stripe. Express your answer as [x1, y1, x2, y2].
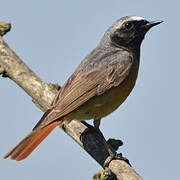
[129, 16, 145, 21]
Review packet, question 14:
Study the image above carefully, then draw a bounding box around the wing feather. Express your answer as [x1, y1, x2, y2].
[34, 50, 134, 129]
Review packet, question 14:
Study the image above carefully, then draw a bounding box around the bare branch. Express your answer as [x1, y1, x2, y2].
[0, 23, 143, 180]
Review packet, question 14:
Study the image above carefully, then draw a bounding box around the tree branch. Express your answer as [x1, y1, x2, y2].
[0, 23, 143, 180]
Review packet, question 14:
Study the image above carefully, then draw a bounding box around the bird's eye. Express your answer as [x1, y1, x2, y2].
[124, 22, 134, 30]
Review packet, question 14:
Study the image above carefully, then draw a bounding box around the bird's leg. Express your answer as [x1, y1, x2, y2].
[81, 119, 131, 167]
[80, 120, 114, 155]
[93, 118, 131, 167]
[81, 120, 94, 129]
[93, 118, 116, 157]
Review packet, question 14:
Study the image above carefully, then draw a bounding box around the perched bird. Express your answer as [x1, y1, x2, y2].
[4, 16, 162, 161]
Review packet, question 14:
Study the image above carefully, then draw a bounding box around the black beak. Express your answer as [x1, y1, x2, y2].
[143, 20, 163, 29]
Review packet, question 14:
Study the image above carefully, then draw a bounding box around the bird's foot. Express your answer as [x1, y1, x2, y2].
[104, 153, 131, 168]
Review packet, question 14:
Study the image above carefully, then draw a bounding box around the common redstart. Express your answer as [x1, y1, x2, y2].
[4, 16, 162, 161]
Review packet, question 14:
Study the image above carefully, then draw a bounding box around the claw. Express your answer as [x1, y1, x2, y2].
[103, 153, 131, 168]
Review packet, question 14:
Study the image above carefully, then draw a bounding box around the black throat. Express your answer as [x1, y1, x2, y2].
[110, 33, 145, 61]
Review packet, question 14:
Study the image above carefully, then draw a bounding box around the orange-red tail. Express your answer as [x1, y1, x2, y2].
[4, 121, 60, 161]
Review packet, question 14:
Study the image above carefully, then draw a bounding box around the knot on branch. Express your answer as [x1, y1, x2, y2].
[48, 83, 61, 91]
[0, 64, 8, 77]
[107, 138, 123, 151]
[0, 22, 11, 36]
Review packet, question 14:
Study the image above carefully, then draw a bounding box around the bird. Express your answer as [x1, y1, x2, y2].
[4, 16, 162, 161]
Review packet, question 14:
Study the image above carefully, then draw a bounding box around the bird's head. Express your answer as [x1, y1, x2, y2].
[101, 16, 162, 55]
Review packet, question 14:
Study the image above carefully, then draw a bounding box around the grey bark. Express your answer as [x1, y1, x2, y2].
[0, 23, 143, 180]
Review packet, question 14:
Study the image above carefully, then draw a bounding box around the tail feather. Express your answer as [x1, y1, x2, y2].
[4, 121, 60, 161]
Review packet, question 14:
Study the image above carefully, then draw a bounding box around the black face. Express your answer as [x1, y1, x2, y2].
[110, 19, 150, 51]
